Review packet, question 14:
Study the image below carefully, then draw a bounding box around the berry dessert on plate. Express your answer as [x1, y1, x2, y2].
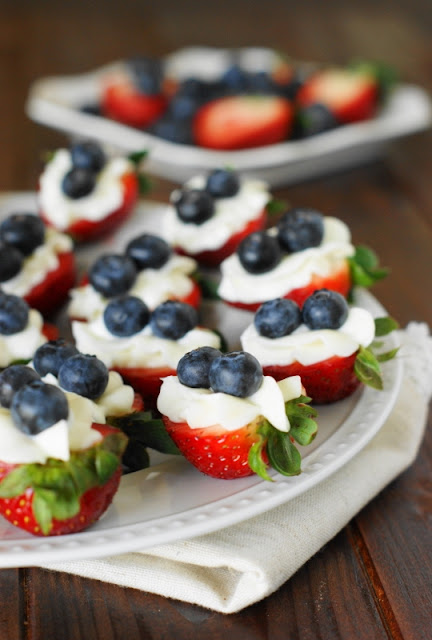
[0, 291, 59, 369]
[38, 140, 141, 243]
[68, 233, 201, 322]
[218, 206, 387, 311]
[71, 297, 222, 404]
[0, 212, 76, 317]
[0, 363, 128, 536]
[240, 289, 398, 404]
[162, 168, 270, 267]
[158, 348, 318, 480]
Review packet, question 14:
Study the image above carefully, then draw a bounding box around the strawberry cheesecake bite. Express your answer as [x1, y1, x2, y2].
[68, 233, 200, 322]
[241, 290, 398, 404]
[38, 140, 140, 243]
[218, 207, 362, 311]
[157, 348, 317, 480]
[71, 297, 222, 404]
[0, 212, 75, 317]
[162, 168, 270, 267]
[0, 364, 128, 536]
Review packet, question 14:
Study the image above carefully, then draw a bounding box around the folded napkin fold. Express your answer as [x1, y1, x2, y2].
[43, 323, 432, 614]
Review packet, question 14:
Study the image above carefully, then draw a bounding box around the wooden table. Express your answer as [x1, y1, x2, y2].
[1, 1, 431, 638]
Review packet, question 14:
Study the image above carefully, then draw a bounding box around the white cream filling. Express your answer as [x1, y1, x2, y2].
[241, 307, 375, 366]
[162, 176, 270, 253]
[38, 149, 133, 230]
[0, 392, 102, 465]
[157, 374, 304, 433]
[72, 316, 221, 369]
[1, 227, 72, 298]
[0, 309, 47, 368]
[218, 217, 354, 303]
[67, 254, 197, 320]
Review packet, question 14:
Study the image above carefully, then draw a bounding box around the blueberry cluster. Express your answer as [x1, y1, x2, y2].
[237, 207, 324, 274]
[0, 213, 46, 283]
[177, 348, 263, 398]
[173, 168, 240, 226]
[0, 291, 30, 335]
[61, 141, 107, 199]
[254, 289, 349, 339]
[103, 296, 198, 340]
[89, 233, 173, 298]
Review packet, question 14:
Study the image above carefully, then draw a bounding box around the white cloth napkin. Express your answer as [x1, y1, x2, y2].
[43, 322, 432, 614]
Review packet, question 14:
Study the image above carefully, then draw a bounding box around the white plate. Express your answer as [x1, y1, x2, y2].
[0, 194, 403, 567]
[26, 47, 432, 187]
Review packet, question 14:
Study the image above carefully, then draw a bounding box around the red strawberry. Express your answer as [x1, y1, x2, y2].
[175, 209, 268, 268]
[24, 250, 76, 318]
[41, 322, 59, 342]
[193, 95, 294, 150]
[296, 67, 379, 124]
[40, 171, 139, 244]
[0, 423, 127, 536]
[102, 81, 168, 128]
[163, 395, 317, 480]
[225, 260, 351, 312]
[113, 365, 175, 406]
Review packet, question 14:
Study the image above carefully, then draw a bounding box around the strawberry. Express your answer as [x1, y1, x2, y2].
[163, 394, 317, 480]
[0, 423, 127, 536]
[193, 95, 294, 150]
[24, 249, 76, 318]
[102, 81, 168, 128]
[296, 67, 379, 124]
[175, 209, 268, 268]
[112, 365, 175, 406]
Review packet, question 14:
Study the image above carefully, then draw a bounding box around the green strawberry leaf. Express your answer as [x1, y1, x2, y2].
[122, 441, 151, 474]
[348, 60, 398, 99]
[374, 316, 399, 337]
[348, 245, 388, 288]
[376, 347, 399, 363]
[35, 486, 80, 522]
[192, 272, 220, 300]
[285, 395, 318, 446]
[212, 328, 228, 353]
[137, 173, 152, 195]
[248, 423, 273, 481]
[32, 491, 54, 536]
[128, 149, 148, 165]
[266, 428, 302, 477]
[354, 346, 383, 390]
[266, 199, 288, 216]
[95, 449, 120, 485]
[109, 411, 181, 455]
[0, 465, 34, 497]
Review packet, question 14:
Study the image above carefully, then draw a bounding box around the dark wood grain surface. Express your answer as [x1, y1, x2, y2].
[0, 1, 431, 638]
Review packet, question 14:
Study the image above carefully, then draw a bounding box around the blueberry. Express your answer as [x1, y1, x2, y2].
[205, 169, 240, 198]
[247, 71, 276, 94]
[221, 64, 251, 93]
[0, 293, 29, 335]
[126, 233, 172, 270]
[0, 213, 45, 256]
[128, 56, 164, 95]
[296, 103, 339, 138]
[208, 351, 263, 398]
[0, 243, 24, 282]
[62, 167, 97, 199]
[0, 365, 41, 408]
[277, 208, 324, 252]
[33, 339, 79, 377]
[89, 254, 137, 298]
[174, 189, 214, 225]
[177, 346, 222, 389]
[302, 289, 349, 330]
[150, 300, 198, 340]
[70, 141, 106, 172]
[237, 231, 282, 274]
[58, 354, 109, 399]
[104, 295, 150, 337]
[149, 115, 195, 145]
[11, 380, 69, 435]
[254, 298, 302, 339]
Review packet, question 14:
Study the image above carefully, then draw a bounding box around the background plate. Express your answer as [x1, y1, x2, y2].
[26, 47, 432, 187]
[0, 193, 403, 567]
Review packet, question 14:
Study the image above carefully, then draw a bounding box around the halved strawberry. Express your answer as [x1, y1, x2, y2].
[175, 209, 268, 267]
[0, 423, 127, 536]
[102, 82, 168, 128]
[163, 394, 317, 480]
[24, 250, 76, 318]
[40, 171, 139, 244]
[112, 365, 175, 406]
[193, 95, 294, 150]
[296, 67, 379, 124]
[225, 260, 351, 312]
